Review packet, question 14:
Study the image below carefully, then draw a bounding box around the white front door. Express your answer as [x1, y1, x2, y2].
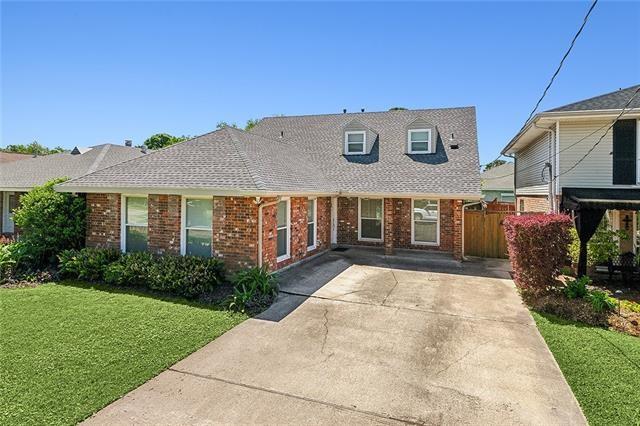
[2, 192, 15, 234]
[331, 197, 338, 245]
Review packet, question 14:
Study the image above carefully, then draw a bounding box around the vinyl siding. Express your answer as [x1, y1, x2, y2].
[558, 120, 615, 189]
[515, 132, 551, 194]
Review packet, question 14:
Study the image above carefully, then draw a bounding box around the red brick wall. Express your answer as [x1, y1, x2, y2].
[86, 193, 121, 249]
[336, 196, 462, 257]
[148, 194, 181, 255]
[213, 196, 258, 271]
[262, 197, 331, 271]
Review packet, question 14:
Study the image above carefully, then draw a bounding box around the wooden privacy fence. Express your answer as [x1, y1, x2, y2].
[464, 210, 511, 259]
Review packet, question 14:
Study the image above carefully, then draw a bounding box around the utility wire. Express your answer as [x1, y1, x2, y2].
[481, 0, 599, 169]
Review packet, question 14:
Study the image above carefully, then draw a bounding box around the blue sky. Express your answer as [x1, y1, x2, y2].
[1, 1, 638, 165]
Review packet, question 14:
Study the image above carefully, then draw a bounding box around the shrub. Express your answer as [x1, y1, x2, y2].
[228, 266, 278, 313]
[58, 248, 122, 281]
[563, 276, 590, 299]
[104, 252, 155, 288]
[503, 214, 573, 295]
[0, 241, 31, 283]
[587, 290, 616, 313]
[568, 215, 628, 267]
[12, 178, 85, 267]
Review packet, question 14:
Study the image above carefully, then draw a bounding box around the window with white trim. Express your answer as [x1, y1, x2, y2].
[345, 131, 366, 154]
[123, 196, 148, 252]
[408, 129, 432, 154]
[359, 198, 383, 241]
[276, 200, 290, 260]
[412, 199, 438, 244]
[183, 198, 213, 257]
[307, 199, 317, 250]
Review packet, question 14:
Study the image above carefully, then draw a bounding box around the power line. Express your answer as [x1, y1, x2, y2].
[481, 0, 599, 169]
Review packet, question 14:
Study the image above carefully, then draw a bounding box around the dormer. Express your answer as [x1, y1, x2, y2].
[406, 117, 437, 154]
[343, 119, 378, 155]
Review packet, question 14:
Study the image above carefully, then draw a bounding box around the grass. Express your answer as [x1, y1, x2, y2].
[532, 311, 640, 426]
[0, 281, 248, 425]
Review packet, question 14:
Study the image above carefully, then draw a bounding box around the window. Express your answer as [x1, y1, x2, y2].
[345, 131, 366, 154]
[412, 199, 438, 245]
[359, 198, 383, 241]
[276, 199, 290, 260]
[408, 129, 432, 154]
[307, 198, 317, 250]
[122, 196, 148, 252]
[182, 198, 213, 257]
[519, 200, 525, 212]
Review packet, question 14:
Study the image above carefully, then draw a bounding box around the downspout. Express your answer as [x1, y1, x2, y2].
[255, 196, 281, 268]
[533, 123, 555, 212]
[462, 201, 483, 261]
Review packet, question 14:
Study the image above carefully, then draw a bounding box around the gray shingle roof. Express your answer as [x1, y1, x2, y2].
[1, 144, 145, 190]
[58, 107, 481, 197]
[59, 128, 336, 193]
[547, 84, 640, 112]
[481, 162, 514, 191]
[252, 107, 480, 196]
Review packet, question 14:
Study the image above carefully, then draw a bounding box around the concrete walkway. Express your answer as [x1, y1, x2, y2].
[85, 248, 585, 425]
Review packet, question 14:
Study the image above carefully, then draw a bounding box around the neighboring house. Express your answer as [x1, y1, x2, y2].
[480, 162, 514, 202]
[1, 143, 146, 235]
[0, 152, 32, 164]
[502, 84, 640, 254]
[56, 107, 481, 271]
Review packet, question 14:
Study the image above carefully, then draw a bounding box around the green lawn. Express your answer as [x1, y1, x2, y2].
[533, 312, 640, 426]
[0, 282, 248, 425]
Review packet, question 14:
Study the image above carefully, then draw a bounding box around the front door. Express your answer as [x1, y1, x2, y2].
[2, 192, 15, 234]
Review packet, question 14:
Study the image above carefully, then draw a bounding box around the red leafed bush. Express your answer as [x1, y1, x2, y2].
[503, 214, 573, 295]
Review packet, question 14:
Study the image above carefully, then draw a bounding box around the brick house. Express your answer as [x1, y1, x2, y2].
[57, 108, 481, 271]
[1, 143, 145, 236]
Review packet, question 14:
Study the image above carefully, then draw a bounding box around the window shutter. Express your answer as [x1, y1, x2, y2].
[612, 119, 637, 185]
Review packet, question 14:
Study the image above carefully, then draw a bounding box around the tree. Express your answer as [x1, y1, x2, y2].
[244, 118, 261, 131]
[388, 107, 407, 111]
[483, 159, 508, 171]
[216, 121, 238, 129]
[2, 141, 64, 155]
[142, 133, 189, 150]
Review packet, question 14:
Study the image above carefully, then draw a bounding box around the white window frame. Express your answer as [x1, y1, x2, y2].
[180, 196, 213, 256]
[307, 198, 317, 251]
[276, 197, 291, 262]
[120, 195, 148, 253]
[2, 192, 15, 234]
[358, 197, 384, 242]
[411, 199, 440, 246]
[344, 131, 366, 155]
[407, 129, 432, 154]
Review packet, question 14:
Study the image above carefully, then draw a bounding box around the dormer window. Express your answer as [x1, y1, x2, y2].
[345, 131, 366, 154]
[408, 129, 432, 154]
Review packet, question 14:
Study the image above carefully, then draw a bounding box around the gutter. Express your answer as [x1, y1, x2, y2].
[256, 197, 281, 268]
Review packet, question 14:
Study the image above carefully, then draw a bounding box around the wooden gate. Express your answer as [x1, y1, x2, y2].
[464, 210, 510, 258]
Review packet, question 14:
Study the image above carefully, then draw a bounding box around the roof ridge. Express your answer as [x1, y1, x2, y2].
[86, 144, 111, 175]
[547, 84, 640, 112]
[223, 127, 265, 191]
[258, 106, 476, 121]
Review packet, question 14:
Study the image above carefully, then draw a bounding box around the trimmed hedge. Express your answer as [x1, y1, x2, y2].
[503, 214, 573, 295]
[59, 248, 225, 298]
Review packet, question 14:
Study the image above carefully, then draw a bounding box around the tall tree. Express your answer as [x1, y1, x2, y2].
[142, 133, 189, 150]
[216, 121, 238, 129]
[483, 159, 508, 171]
[2, 141, 64, 155]
[244, 118, 260, 131]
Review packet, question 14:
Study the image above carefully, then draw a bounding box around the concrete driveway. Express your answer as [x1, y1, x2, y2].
[85, 248, 585, 425]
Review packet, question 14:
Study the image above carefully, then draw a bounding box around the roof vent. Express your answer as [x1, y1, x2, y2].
[361, 108, 365, 113]
[124, 139, 132, 147]
[70, 146, 81, 155]
[343, 109, 347, 114]
[449, 133, 459, 149]
[141, 146, 147, 154]
[280, 130, 284, 138]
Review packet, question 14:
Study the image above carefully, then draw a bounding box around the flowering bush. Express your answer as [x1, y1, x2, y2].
[503, 214, 573, 295]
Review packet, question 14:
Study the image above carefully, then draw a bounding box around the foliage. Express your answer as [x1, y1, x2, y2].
[620, 299, 640, 313]
[58, 248, 121, 282]
[388, 106, 407, 111]
[0, 243, 18, 282]
[216, 121, 238, 129]
[483, 159, 507, 171]
[228, 266, 278, 313]
[533, 312, 640, 425]
[568, 215, 628, 266]
[1, 141, 63, 155]
[12, 178, 86, 267]
[587, 290, 616, 313]
[503, 214, 573, 295]
[142, 133, 189, 150]
[244, 118, 261, 131]
[0, 282, 247, 425]
[563, 276, 590, 299]
[102, 252, 225, 298]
